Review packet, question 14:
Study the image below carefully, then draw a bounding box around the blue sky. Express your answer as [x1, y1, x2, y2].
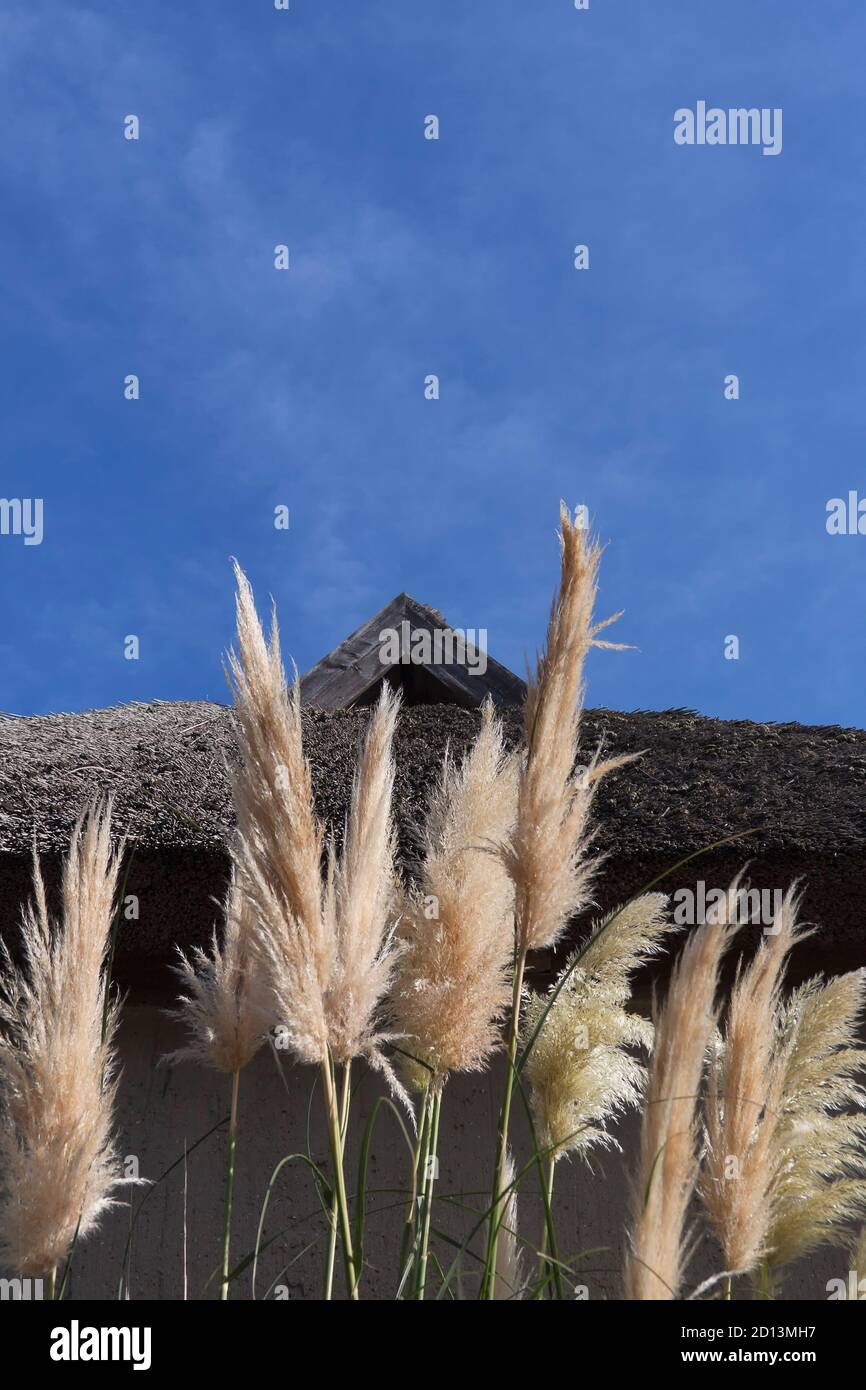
[0, 1, 863, 724]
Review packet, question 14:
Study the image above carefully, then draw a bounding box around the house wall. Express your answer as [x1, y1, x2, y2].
[44, 1008, 851, 1303]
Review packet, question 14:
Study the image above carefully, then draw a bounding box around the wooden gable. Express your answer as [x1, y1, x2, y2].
[298, 593, 526, 709]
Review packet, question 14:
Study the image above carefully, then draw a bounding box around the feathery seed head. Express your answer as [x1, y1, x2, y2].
[228, 564, 401, 1071]
[391, 701, 518, 1090]
[845, 1225, 866, 1292]
[227, 563, 332, 1064]
[323, 683, 402, 1066]
[625, 886, 742, 1300]
[491, 1151, 524, 1300]
[170, 871, 273, 1075]
[700, 885, 808, 1275]
[763, 966, 866, 1274]
[523, 893, 671, 1163]
[0, 800, 125, 1275]
[700, 889, 866, 1287]
[504, 504, 632, 957]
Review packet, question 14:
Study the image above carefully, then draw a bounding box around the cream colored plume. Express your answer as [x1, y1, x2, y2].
[503, 504, 633, 958]
[523, 893, 671, 1164]
[228, 563, 400, 1069]
[845, 1226, 866, 1297]
[700, 887, 807, 1276]
[762, 967, 866, 1278]
[171, 870, 273, 1075]
[322, 683, 400, 1065]
[625, 890, 740, 1300]
[0, 802, 125, 1275]
[391, 701, 518, 1090]
[491, 1151, 524, 1300]
[227, 563, 330, 1065]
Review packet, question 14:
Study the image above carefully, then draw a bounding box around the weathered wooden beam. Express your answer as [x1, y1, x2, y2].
[298, 592, 526, 708]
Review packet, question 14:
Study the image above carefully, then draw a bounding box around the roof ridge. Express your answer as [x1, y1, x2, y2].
[298, 593, 526, 709]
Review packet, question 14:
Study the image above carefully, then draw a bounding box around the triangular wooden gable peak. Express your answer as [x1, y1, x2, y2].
[299, 593, 527, 709]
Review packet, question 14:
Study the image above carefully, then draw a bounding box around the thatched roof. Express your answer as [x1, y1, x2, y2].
[1, 700, 864, 996]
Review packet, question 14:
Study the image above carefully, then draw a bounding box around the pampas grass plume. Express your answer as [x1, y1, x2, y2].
[322, 681, 401, 1066]
[228, 561, 401, 1071]
[492, 1151, 524, 1300]
[700, 886, 808, 1276]
[504, 503, 632, 958]
[625, 890, 740, 1300]
[764, 966, 866, 1276]
[392, 701, 517, 1090]
[0, 801, 125, 1276]
[171, 871, 272, 1075]
[227, 563, 332, 1065]
[523, 893, 671, 1164]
